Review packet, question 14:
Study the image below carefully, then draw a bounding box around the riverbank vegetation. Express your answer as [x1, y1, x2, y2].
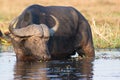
[0, 0, 120, 48]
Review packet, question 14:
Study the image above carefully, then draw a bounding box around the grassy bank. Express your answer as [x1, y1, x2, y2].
[0, 0, 120, 48]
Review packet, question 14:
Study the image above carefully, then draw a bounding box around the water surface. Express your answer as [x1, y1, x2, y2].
[0, 49, 120, 80]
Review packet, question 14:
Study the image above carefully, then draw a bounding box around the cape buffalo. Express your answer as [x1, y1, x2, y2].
[9, 4, 95, 61]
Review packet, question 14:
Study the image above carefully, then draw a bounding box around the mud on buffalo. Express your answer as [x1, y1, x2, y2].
[9, 4, 95, 61]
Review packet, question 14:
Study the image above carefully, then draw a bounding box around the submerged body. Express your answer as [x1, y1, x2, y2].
[9, 4, 95, 61]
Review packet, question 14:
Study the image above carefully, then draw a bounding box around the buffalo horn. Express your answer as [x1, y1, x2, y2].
[40, 24, 50, 38]
[9, 17, 18, 34]
[9, 15, 59, 37]
[50, 15, 59, 36]
[10, 24, 45, 37]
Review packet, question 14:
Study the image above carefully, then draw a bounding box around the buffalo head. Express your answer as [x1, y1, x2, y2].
[9, 15, 59, 61]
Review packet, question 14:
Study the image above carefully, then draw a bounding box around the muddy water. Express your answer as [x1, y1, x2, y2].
[0, 48, 120, 80]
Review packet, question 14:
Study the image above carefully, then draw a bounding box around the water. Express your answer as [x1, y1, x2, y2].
[0, 48, 120, 80]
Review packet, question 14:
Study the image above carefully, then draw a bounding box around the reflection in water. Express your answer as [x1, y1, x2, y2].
[1, 50, 120, 80]
[14, 62, 48, 80]
[14, 58, 94, 80]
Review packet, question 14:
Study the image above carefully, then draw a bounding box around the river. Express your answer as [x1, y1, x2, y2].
[0, 46, 120, 80]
